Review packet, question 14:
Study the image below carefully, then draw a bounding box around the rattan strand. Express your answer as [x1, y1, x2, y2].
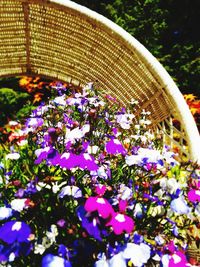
[0, 0, 200, 163]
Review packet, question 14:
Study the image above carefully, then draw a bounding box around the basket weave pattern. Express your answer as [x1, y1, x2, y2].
[0, 0, 200, 162]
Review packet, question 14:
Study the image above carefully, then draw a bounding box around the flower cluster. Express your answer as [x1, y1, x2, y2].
[0, 82, 199, 267]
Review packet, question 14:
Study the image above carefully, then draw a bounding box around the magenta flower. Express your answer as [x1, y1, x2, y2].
[106, 200, 134, 235]
[78, 153, 98, 171]
[95, 185, 107, 196]
[168, 251, 188, 267]
[59, 153, 77, 169]
[59, 153, 98, 171]
[84, 196, 114, 219]
[105, 138, 126, 155]
[188, 189, 200, 202]
[106, 212, 134, 235]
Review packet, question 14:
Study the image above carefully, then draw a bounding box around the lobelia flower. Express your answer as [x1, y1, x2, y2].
[105, 138, 126, 155]
[109, 252, 126, 267]
[106, 200, 134, 235]
[53, 95, 67, 106]
[162, 250, 189, 267]
[77, 206, 102, 241]
[0, 207, 13, 220]
[116, 113, 134, 129]
[59, 185, 82, 199]
[84, 185, 114, 219]
[25, 117, 44, 129]
[34, 147, 60, 165]
[170, 196, 191, 214]
[160, 177, 182, 195]
[123, 242, 151, 267]
[5, 152, 20, 160]
[84, 196, 114, 219]
[10, 198, 30, 212]
[65, 124, 90, 143]
[0, 221, 31, 244]
[188, 189, 200, 202]
[42, 254, 72, 267]
[59, 152, 98, 171]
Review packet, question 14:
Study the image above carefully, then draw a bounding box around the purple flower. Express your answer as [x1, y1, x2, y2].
[59, 153, 98, 171]
[105, 138, 126, 155]
[78, 153, 98, 171]
[59, 153, 77, 169]
[26, 117, 44, 129]
[0, 221, 31, 244]
[35, 147, 60, 165]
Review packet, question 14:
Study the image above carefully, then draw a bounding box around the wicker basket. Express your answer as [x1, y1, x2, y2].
[0, 0, 200, 163]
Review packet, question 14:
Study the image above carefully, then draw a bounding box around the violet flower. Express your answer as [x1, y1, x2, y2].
[0, 221, 31, 244]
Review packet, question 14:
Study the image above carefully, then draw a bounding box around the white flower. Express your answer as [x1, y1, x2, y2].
[0, 206, 13, 220]
[170, 196, 191, 214]
[17, 139, 28, 146]
[8, 121, 19, 126]
[160, 177, 181, 194]
[87, 145, 99, 154]
[123, 243, 151, 267]
[125, 154, 143, 166]
[53, 95, 66, 106]
[118, 184, 132, 200]
[59, 185, 82, 198]
[46, 225, 58, 244]
[5, 152, 20, 160]
[34, 243, 46, 255]
[109, 252, 126, 267]
[65, 124, 90, 142]
[116, 114, 134, 129]
[42, 254, 67, 267]
[155, 235, 165, 245]
[94, 253, 109, 267]
[10, 198, 28, 212]
[133, 203, 143, 218]
[36, 182, 51, 191]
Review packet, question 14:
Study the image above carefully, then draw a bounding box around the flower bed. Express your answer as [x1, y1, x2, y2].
[0, 82, 199, 267]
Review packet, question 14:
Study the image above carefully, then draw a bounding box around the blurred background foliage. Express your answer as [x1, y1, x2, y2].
[0, 0, 199, 131]
[74, 0, 200, 96]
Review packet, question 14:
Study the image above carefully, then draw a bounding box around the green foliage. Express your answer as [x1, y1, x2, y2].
[0, 88, 30, 125]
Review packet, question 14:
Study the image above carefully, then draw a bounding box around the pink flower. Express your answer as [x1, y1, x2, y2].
[168, 251, 188, 267]
[106, 212, 134, 235]
[95, 185, 107, 196]
[106, 200, 134, 235]
[84, 196, 114, 219]
[188, 189, 200, 202]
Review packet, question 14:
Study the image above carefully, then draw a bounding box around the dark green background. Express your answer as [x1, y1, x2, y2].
[73, 0, 200, 97]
